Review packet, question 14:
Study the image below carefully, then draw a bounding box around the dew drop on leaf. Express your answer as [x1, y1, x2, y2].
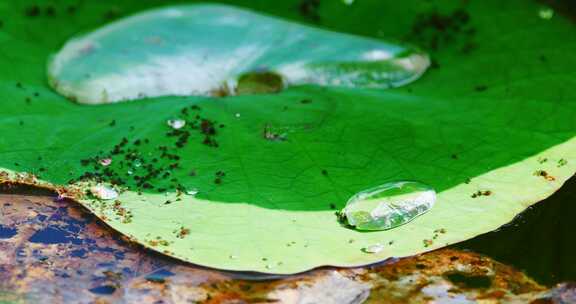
[342, 181, 436, 231]
[363, 243, 384, 253]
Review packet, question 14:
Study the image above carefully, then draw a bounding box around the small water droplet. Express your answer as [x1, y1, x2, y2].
[186, 188, 199, 196]
[99, 158, 112, 166]
[235, 113, 241, 118]
[229, 255, 237, 259]
[167, 119, 186, 129]
[363, 243, 384, 254]
[90, 185, 119, 200]
[127, 170, 133, 175]
[341, 181, 436, 231]
[342, 0, 355, 5]
[134, 161, 142, 168]
[539, 7, 554, 20]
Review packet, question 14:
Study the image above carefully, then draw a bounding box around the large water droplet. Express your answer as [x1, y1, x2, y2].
[48, 4, 429, 104]
[341, 181, 436, 231]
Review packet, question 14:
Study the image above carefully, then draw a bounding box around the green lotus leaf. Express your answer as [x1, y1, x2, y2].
[0, 0, 574, 274]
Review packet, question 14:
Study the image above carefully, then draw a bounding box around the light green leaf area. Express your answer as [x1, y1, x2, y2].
[0, 0, 575, 274]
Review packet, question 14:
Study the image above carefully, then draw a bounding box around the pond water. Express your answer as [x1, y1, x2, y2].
[454, 176, 576, 285]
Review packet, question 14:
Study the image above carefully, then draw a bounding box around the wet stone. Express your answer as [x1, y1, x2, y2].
[145, 269, 175, 283]
[89, 285, 117, 295]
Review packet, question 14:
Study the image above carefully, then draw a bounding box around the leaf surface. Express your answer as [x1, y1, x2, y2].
[0, 0, 574, 273]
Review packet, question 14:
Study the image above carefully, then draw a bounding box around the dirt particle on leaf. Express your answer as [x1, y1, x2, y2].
[407, 8, 476, 53]
[471, 190, 491, 198]
[299, 0, 321, 23]
[434, 228, 447, 234]
[104, 8, 121, 20]
[534, 170, 556, 181]
[148, 237, 170, 247]
[539, 54, 548, 63]
[67, 5, 78, 15]
[474, 85, 488, 92]
[175, 227, 190, 239]
[24, 5, 41, 17]
[45, 6, 56, 17]
[200, 119, 218, 147]
[210, 82, 232, 97]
